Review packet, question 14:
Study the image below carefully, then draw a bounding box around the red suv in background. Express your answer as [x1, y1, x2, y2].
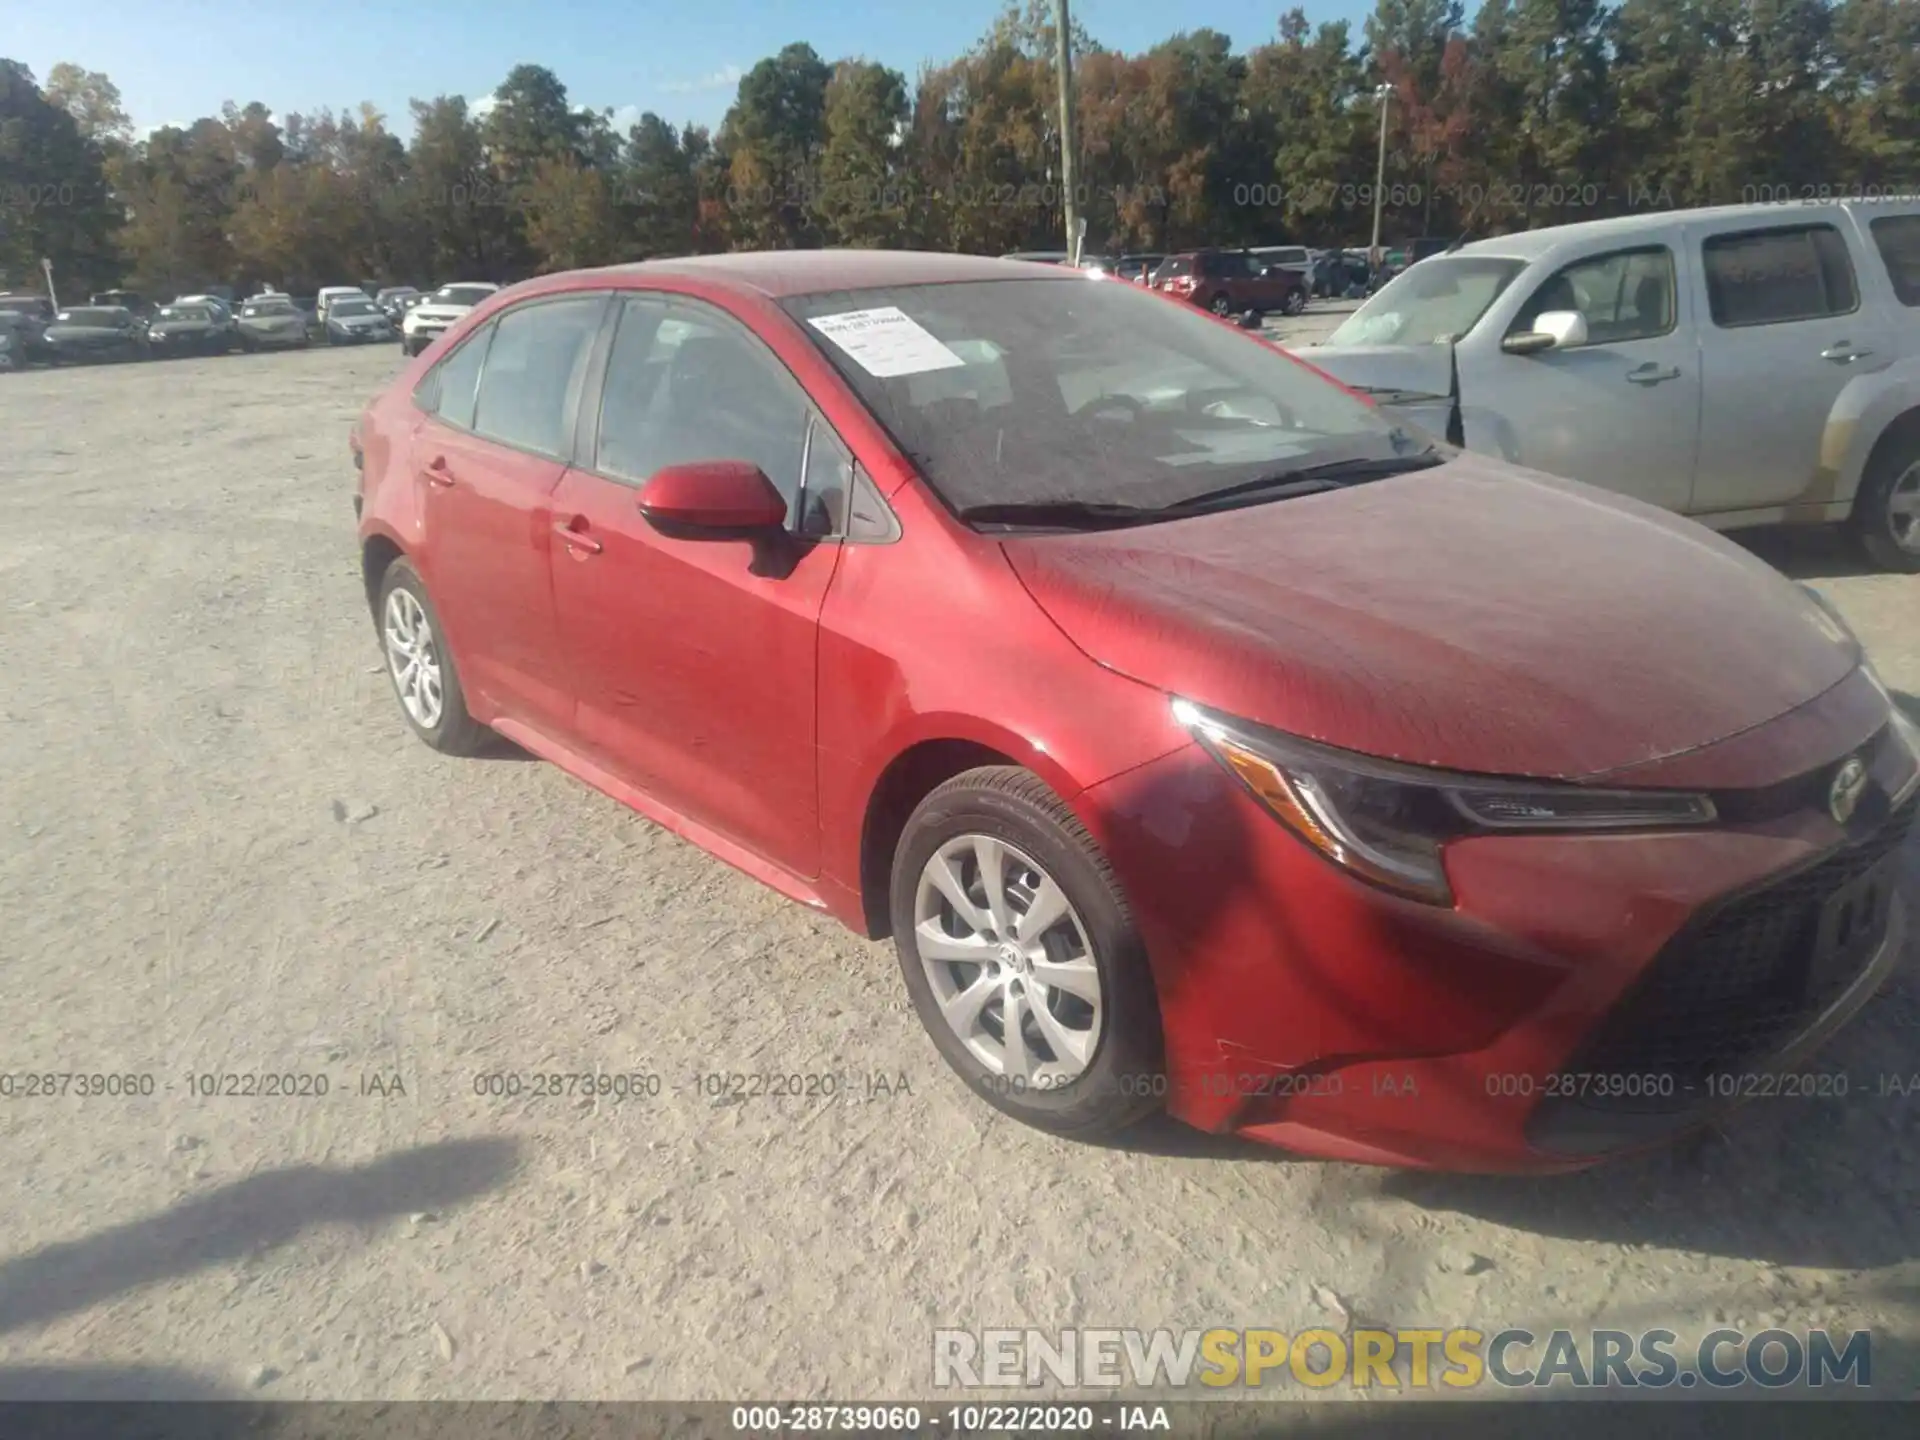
[1155, 248, 1308, 319]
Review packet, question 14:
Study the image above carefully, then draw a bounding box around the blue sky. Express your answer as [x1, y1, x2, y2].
[13, 0, 1377, 140]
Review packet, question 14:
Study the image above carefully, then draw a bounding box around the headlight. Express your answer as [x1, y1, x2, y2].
[1172, 698, 1716, 905]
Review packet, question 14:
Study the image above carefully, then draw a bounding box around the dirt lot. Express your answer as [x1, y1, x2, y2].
[1, 331, 1918, 1404]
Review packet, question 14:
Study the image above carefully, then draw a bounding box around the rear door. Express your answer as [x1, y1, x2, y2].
[548, 292, 844, 879]
[1690, 212, 1893, 515]
[413, 292, 608, 733]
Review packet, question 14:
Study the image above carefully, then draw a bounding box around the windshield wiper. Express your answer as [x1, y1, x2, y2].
[1169, 448, 1446, 512]
[957, 499, 1168, 531]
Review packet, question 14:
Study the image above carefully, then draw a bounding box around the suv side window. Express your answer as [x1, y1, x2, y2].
[1701, 224, 1859, 327]
[1508, 246, 1676, 346]
[1869, 215, 1920, 307]
[471, 295, 606, 459]
[594, 295, 810, 521]
[417, 320, 495, 430]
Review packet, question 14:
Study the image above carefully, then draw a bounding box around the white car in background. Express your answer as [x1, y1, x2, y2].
[400, 283, 500, 357]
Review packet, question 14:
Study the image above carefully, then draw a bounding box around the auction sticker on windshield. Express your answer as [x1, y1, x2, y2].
[808, 307, 966, 378]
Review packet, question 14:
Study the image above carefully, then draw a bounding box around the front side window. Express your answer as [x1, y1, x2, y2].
[471, 296, 606, 458]
[420, 321, 494, 430]
[1325, 256, 1527, 347]
[1869, 215, 1920, 307]
[1507, 246, 1676, 346]
[1702, 224, 1858, 327]
[593, 296, 810, 519]
[782, 275, 1405, 518]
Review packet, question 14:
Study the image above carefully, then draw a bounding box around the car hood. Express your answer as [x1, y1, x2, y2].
[409, 304, 471, 323]
[999, 454, 1860, 780]
[151, 321, 216, 335]
[47, 325, 125, 341]
[1294, 343, 1458, 432]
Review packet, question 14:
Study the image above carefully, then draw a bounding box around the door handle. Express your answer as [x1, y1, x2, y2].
[1819, 342, 1874, 364]
[553, 520, 602, 555]
[1626, 363, 1681, 385]
[423, 455, 455, 487]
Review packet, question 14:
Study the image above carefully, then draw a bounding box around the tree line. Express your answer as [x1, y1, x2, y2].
[2, 0, 1916, 296]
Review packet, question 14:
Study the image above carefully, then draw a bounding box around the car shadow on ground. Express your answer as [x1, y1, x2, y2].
[0, 1137, 521, 1345]
[1732, 526, 1879, 581]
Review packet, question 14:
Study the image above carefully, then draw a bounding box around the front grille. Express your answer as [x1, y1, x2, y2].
[1545, 797, 1914, 1118]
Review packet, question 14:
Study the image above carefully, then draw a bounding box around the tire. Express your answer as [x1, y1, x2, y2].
[374, 558, 490, 755]
[890, 766, 1164, 1139]
[1284, 288, 1308, 316]
[1850, 429, 1920, 573]
[1209, 294, 1233, 317]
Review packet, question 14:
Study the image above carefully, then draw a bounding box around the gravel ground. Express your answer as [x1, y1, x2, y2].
[1, 325, 1917, 1404]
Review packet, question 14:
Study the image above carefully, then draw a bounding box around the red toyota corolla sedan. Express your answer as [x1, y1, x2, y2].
[350, 251, 1919, 1173]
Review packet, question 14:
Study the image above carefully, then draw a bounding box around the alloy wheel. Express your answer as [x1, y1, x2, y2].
[383, 588, 445, 729]
[912, 834, 1103, 1084]
[1889, 460, 1920, 554]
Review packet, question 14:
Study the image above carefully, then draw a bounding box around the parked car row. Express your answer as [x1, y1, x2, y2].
[0, 281, 497, 369]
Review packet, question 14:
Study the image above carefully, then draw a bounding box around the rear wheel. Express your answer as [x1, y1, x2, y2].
[1209, 294, 1233, 317]
[1850, 429, 1920, 574]
[890, 767, 1164, 1139]
[1284, 287, 1308, 316]
[376, 559, 489, 755]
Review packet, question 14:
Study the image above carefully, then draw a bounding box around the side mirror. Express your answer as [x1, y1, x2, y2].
[1502, 309, 1587, 355]
[637, 461, 788, 540]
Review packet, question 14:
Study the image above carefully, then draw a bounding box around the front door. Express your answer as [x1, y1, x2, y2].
[549, 294, 842, 879]
[1479, 238, 1700, 513]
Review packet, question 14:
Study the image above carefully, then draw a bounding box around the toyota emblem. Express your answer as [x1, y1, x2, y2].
[1828, 756, 1869, 825]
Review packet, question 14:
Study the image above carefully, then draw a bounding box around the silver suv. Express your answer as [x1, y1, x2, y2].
[1311, 201, 1920, 571]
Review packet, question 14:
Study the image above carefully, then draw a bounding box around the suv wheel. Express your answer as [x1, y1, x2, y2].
[1284, 288, 1308, 316]
[890, 766, 1165, 1139]
[1851, 428, 1920, 574]
[1209, 294, 1233, 317]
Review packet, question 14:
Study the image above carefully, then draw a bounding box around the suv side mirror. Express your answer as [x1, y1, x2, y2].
[637, 461, 789, 540]
[1502, 310, 1588, 355]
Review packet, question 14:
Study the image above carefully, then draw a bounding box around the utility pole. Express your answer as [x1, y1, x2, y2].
[1054, 0, 1082, 264]
[1369, 83, 1392, 270]
[41, 257, 59, 311]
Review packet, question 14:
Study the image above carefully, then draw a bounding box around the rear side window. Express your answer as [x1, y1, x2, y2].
[472, 296, 606, 458]
[1869, 215, 1920, 307]
[1702, 225, 1858, 327]
[421, 322, 494, 430]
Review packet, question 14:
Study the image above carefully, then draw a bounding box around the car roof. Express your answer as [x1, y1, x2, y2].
[580, 250, 1079, 300]
[1449, 200, 1907, 262]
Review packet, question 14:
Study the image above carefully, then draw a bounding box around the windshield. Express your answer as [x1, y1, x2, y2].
[58, 308, 124, 326]
[331, 299, 376, 317]
[376, 288, 418, 302]
[1325, 256, 1526, 347]
[781, 276, 1402, 516]
[241, 300, 295, 317]
[431, 285, 495, 307]
[156, 305, 212, 322]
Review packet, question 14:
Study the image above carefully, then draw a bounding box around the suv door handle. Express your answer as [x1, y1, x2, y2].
[1820, 342, 1874, 364]
[1626, 363, 1682, 385]
[423, 455, 455, 487]
[553, 519, 602, 555]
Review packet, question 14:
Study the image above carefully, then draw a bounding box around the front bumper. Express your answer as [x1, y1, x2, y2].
[1085, 681, 1916, 1173]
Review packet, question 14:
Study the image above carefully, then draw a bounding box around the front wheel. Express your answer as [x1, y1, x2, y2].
[376, 559, 490, 755]
[1209, 294, 1233, 317]
[890, 766, 1164, 1139]
[1284, 288, 1308, 316]
[1851, 432, 1920, 573]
